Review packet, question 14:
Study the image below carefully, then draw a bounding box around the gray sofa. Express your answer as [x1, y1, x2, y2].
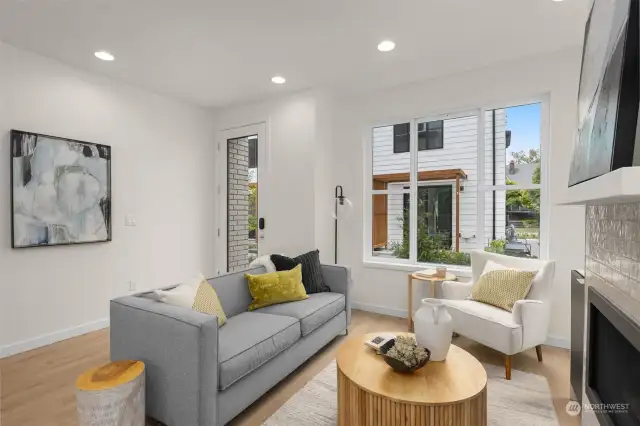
[110, 264, 352, 426]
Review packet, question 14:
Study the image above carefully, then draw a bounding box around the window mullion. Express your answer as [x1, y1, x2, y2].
[477, 108, 486, 253]
[489, 183, 541, 191]
[409, 119, 418, 264]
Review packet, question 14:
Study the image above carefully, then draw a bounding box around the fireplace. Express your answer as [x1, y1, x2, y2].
[586, 287, 640, 425]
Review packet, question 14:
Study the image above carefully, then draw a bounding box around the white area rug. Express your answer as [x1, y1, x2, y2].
[263, 361, 559, 426]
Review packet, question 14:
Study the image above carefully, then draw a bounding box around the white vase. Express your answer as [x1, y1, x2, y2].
[413, 298, 453, 361]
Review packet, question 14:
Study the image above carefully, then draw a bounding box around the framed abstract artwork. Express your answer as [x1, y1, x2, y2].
[10, 130, 112, 248]
[569, 0, 640, 186]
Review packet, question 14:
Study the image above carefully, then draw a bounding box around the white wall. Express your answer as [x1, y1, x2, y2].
[331, 49, 585, 346]
[313, 91, 336, 264]
[0, 42, 584, 354]
[0, 43, 216, 356]
[212, 91, 333, 264]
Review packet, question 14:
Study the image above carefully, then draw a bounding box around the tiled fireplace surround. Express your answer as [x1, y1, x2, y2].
[586, 203, 640, 325]
[584, 202, 640, 420]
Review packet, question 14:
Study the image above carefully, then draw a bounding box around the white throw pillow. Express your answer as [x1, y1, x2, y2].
[154, 274, 228, 326]
[249, 255, 277, 273]
[154, 274, 203, 309]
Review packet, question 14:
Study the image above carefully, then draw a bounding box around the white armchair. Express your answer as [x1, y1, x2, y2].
[442, 251, 555, 379]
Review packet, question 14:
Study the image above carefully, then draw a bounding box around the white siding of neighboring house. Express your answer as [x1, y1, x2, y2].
[373, 111, 506, 252]
[506, 162, 538, 185]
[484, 109, 507, 246]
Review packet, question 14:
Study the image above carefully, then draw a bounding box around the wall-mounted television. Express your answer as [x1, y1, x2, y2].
[569, 0, 640, 186]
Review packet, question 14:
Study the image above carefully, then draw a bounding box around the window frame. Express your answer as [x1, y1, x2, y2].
[363, 95, 550, 273]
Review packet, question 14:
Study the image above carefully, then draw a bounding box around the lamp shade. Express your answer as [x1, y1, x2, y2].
[332, 197, 353, 219]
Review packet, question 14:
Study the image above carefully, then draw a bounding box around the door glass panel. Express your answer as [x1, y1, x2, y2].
[416, 185, 469, 266]
[417, 186, 453, 251]
[227, 135, 258, 273]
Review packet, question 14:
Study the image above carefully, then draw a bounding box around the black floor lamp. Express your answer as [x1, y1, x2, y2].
[334, 185, 352, 264]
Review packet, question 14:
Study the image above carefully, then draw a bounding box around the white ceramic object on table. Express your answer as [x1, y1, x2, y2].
[413, 298, 453, 361]
[435, 266, 448, 278]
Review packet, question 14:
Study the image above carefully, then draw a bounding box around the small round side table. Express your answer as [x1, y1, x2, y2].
[407, 272, 457, 331]
[76, 360, 145, 426]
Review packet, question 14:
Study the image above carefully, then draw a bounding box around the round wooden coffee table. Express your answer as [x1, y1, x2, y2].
[336, 333, 487, 426]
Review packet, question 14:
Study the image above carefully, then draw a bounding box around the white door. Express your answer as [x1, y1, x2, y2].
[217, 123, 267, 274]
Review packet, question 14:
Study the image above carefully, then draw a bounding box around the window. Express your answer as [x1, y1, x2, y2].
[483, 103, 543, 259]
[368, 101, 546, 268]
[418, 120, 444, 150]
[393, 123, 410, 153]
[395, 121, 444, 153]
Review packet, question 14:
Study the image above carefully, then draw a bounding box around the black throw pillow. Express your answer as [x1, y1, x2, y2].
[271, 250, 329, 294]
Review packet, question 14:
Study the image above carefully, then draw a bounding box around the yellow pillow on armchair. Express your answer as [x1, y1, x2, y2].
[470, 269, 536, 312]
[245, 264, 309, 311]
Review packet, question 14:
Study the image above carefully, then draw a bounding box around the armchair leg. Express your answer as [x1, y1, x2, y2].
[535, 345, 543, 362]
[505, 355, 512, 380]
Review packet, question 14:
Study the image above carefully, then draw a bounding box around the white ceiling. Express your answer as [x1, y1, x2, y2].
[0, 0, 590, 108]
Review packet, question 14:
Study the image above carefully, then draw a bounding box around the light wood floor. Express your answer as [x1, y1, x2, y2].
[0, 310, 579, 426]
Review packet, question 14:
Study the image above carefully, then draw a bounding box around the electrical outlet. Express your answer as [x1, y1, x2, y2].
[128, 280, 137, 292]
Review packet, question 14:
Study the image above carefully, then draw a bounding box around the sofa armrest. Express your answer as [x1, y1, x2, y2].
[442, 280, 473, 300]
[110, 295, 218, 426]
[511, 299, 550, 350]
[321, 264, 352, 328]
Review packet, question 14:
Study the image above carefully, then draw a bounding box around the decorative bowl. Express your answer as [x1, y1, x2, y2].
[379, 339, 430, 373]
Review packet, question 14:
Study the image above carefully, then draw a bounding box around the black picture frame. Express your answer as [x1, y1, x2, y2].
[10, 130, 112, 248]
[569, 0, 640, 187]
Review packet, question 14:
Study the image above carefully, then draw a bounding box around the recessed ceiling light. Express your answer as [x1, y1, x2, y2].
[377, 40, 396, 52]
[94, 51, 115, 61]
[552, 0, 564, 2]
[271, 76, 286, 84]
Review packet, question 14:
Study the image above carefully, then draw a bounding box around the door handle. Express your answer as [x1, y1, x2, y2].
[259, 218, 265, 230]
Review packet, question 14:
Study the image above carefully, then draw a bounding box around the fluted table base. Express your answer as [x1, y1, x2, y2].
[337, 368, 487, 426]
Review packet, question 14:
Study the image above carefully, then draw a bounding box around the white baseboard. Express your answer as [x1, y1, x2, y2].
[0, 318, 110, 359]
[545, 334, 570, 349]
[352, 301, 570, 350]
[352, 301, 408, 319]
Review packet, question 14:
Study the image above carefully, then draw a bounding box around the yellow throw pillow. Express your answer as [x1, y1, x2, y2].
[245, 264, 309, 311]
[470, 269, 536, 312]
[192, 280, 227, 326]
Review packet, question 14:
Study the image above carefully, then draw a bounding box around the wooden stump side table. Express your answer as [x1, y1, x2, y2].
[337, 333, 487, 426]
[76, 360, 145, 426]
[407, 272, 457, 331]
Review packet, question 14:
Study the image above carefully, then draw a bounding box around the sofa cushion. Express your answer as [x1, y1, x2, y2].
[443, 299, 523, 355]
[255, 292, 345, 336]
[218, 312, 300, 390]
